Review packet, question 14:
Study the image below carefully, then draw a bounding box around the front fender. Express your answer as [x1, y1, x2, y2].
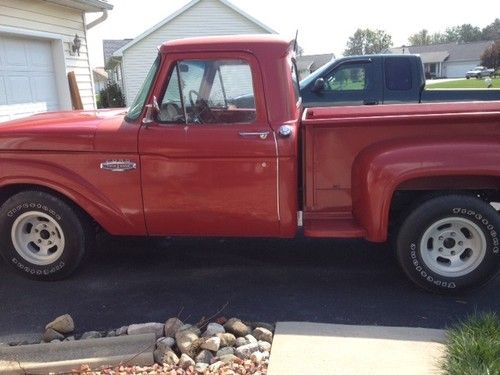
[351, 138, 500, 242]
[0, 155, 146, 235]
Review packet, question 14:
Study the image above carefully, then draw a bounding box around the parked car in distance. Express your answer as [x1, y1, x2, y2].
[466, 66, 495, 79]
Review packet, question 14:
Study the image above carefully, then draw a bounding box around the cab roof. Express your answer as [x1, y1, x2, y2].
[159, 35, 293, 58]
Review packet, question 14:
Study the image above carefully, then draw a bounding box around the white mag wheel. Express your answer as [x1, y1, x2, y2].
[11, 211, 66, 266]
[419, 217, 487, 278]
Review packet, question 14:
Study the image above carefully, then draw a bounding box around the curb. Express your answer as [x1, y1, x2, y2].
[0, 333, 155, 374]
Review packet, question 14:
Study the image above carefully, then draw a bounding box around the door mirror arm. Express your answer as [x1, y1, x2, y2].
[142, 96, 160, 127]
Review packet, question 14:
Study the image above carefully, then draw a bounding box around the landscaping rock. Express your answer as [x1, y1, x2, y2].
[127, 322, 164, 339]
[217, 332, 236, 348]
[249, 322, 275, 333]
[179, 353, 195, 369]
[258, 340, 271, 352]
[216, 347, 235, 357]
[176, 328, 200, 354]
[202, 322, 225, 337]
[245, 334, 257, 344]
[157, 336, 175, 352]
[195, 362, 209, 372]
[164, 317, 183, 338]
[201, 336, 220, 352]
[106, 330, 116, 337]
[45, 314, 74, 334]
[154, 347, 179, 365]
[81, 331, 102, 340]
[235, 342, 259, 359]
[235, 337, 247, 347]
[195, 349, 213, 364]
[42, 328, 64, 342]
[64, 336, 75, 342]
[185, 337, 206, 358]
[224, 318, 251, 337]
[261, 351, 270, 360]
[253, 327, 273, 343]
[219, 354, 239, 364]
[116, 326, 128, 336]
[209, 361, 224, 372]
[251, 351, 265, 363]
[50, 339, 61, 343]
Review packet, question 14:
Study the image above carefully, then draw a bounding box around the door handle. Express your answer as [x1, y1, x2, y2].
[238, 131, 270, 140]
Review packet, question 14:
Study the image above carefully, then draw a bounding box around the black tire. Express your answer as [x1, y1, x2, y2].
[396, 195, 499, 293]
[0, 190, 92, 280]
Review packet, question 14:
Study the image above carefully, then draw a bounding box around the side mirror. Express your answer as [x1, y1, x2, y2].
[142, 96, 159, 127]
[312, 78, 326, 92]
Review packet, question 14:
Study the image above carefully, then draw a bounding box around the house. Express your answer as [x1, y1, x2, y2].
[112, 0, 276, 104]
[92, 67, 108, 93]
[389, 41, 495, 78]
[0, 0, 113, 122]
[296, 53, 335, 80]
[103, 38, 132, 92]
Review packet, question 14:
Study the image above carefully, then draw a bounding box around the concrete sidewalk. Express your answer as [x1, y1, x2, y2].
[268, 322, 446, 375]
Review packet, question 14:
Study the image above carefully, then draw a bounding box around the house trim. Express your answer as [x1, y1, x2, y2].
[0, 25, 72, 111]
[113, 0, 276, 58]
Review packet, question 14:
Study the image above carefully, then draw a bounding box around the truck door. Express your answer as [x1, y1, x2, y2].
[138, 52, 280, 236]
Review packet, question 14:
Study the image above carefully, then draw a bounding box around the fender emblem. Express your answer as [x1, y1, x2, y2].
[100, 160, 137, 172]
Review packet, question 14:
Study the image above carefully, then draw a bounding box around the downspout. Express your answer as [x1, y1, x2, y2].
[87, 9, 108, 29]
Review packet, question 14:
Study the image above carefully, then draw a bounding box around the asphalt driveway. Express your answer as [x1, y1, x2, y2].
[0, 234, 498, 343]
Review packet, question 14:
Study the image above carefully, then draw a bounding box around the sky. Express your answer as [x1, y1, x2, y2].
[86, 0, 499, 68]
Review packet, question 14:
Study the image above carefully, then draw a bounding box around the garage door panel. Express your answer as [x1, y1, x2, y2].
[0, 34, 60, 122]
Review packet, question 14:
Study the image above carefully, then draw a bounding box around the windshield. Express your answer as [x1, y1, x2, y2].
[125, 55, 160, 121]
[299, 59, 335, 89]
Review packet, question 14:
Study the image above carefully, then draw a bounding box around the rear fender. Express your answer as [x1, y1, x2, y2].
[351, 139, 500, 242]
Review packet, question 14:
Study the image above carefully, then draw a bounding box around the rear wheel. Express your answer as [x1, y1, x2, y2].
[0, 191, 92, 280]
[396, 195, 499, 293]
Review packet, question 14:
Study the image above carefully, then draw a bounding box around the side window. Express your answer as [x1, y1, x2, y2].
[324, 63, 367, 91]
[385, 58, 412, 91]
[158, 59, 256, 124]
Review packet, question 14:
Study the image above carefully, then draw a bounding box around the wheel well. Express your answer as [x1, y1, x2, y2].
[0, 184, 99, 231]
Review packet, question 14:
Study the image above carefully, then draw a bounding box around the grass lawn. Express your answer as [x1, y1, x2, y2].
[427, 77, 500, 89]
[441, 312, 500, 375]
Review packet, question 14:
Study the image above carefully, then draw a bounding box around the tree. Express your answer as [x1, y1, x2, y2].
[482, 18, 500, 40]
[344, 28, 392, 56]
[408, 29, 432, 46]
[443, 24, 482, 43]
[481, 41, 500, 70]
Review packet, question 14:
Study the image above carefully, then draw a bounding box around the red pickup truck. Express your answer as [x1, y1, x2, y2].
[0, 35, 499, 293]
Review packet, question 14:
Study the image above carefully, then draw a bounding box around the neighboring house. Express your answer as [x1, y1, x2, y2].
[0, 0, 112, 123]
[389, 41, 494, 78]
[112, 0, 276, 105]
[296, 53, 335, 80]
[103, 38, 132, 92]
[92, 67, 108, 93]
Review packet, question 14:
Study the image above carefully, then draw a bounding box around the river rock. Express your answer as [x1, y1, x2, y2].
[176, 328, 200, 354]
[81, 331, 102, 340]
[164, 318, 183, 338]
[179, 353, 195, 369]
[195, 349, 213, 364]
[157, 336, 175, 352]
[235, 337, 247, 347]
[224, 318, 251, 337]
[258, 340, 271, 352]
[195, 363, 209, 372]
[42, 328, 64, 342]
[245, 334, 257, 344]
[235, 342, 259, 359]
[217, 333, 236, 348]
[253, 327, 273, 343]
[45, 314, 74, 334]
[216, 347, 234, 357]
[220, 354, 239, 364]
[116, 326, 128, 336]
[127, 322, 164, 339]
[250, 351, 265, 363]
[201, 336, 220, 352]
[154, 347, 179, 365]
[202, 323, 225, 337]
[209, 361, 224, 372]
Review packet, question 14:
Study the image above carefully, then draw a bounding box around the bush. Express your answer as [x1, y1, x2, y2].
[441, 312, 500, 375]
[98, 83, 126, 108]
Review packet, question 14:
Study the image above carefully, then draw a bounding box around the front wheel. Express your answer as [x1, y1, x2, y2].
[396, 195, 499, 293]
[0, 191, 92, 280]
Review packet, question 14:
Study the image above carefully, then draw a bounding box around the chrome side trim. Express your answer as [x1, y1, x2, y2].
[297, 211, 303, 227]
[100, 160, 137, 172]
[273, 131, 280, 222]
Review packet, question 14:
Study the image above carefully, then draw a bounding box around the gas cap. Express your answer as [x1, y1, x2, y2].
[279, 125, 292, 138]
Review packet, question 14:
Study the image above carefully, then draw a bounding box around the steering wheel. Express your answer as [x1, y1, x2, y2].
[159, 102, 183, 122]
[188, 90, 216, 123]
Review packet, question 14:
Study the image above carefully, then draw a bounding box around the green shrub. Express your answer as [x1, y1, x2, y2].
[98, 83, 126, 108]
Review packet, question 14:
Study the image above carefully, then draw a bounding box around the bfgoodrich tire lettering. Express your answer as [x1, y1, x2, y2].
[0, 191, 91, 280]
[397, 195, 499, 293]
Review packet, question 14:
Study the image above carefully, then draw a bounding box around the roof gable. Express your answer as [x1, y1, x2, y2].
[390, 40, 494, 62]
[113, 0, 276, 57]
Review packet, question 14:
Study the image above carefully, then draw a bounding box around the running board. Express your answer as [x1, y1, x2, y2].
[304, 217, 367, 238]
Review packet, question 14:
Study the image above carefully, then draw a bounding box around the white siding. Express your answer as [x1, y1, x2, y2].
[122, 0, 270, 104]
[0, 0, 96, 110]
[444, 60, 480, 78]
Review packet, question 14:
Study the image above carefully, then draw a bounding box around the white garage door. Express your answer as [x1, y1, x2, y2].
[445, 61, 478, 78]
[0, 34, 60, 123]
